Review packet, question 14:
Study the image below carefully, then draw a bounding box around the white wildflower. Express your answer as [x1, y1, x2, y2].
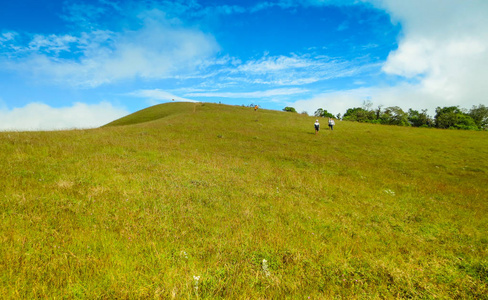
[193, 275, 200, 291]
[262, 259, 270, 277]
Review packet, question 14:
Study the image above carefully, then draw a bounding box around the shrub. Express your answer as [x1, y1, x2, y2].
[283, 107, 297, 113]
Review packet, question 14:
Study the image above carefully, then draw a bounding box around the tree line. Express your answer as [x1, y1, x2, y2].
[284, 103, 488, 130]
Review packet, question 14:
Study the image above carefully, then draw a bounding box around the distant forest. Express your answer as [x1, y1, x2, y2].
[299, 102, 487, 131]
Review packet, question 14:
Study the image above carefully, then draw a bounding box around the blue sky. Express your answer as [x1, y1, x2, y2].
[1, 0, 487, 130]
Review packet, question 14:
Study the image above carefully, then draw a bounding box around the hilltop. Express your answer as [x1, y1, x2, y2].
[103, 102, 203, 127]
[1, 102, 487, 298]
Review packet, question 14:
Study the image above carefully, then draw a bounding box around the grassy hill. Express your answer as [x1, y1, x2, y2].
[1, 102, 487, 299]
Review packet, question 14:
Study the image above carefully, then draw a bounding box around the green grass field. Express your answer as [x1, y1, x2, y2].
[1, 102, 487, 299]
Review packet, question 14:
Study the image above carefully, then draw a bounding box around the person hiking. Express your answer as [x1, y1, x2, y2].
[328, 118, 335, 130]
[314, 119, 320, 135]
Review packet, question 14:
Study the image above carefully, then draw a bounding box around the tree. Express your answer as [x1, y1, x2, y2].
[283, 107, 297, 113]
[434, 106, 477, 130]
[435, 106, 458, 128]
[455, 114, 478, 130]
[379, 106, 409, 126]
[408, 109, 432, 127]
[362, 99, 373, 111]
[314, 108, 334, 118]
[375, 105, 383, 120]
[469, 104, 488, 129]
[339, 103, 482, 130]
[343, 107, 375, 122]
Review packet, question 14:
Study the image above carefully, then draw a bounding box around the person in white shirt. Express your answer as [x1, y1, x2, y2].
[328, 118, 335, 130]
[314, 120, 320, 135]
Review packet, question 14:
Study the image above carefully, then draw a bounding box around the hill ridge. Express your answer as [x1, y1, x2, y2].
[103, 102, 203, 127]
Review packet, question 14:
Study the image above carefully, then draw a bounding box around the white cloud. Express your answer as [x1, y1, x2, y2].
[293, 89, 367, 116]
[1, 11, 220, 87]
[375, 0, 488, 106]
[293, 84, 447, 116]
[205, 5, 246, 15]
[28, 34, 78, 53]
[227, 53, 373, 86]
[250, 0, 358, 12]
[238, 55, 312, 73]
[129, 89, 199, 105]
[293, 0, 488, 114]
[185, 87, 308, 98]
[0, 102, 128, 131]
[0, 32, 17, 43]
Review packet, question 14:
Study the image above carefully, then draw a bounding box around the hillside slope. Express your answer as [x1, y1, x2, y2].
[102, 102, 202, 127]
[1, 102, 487, 298]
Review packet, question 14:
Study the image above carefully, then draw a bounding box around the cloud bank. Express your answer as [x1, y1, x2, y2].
[0, 102, 128, 131]
[293, 0, 488, 115]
